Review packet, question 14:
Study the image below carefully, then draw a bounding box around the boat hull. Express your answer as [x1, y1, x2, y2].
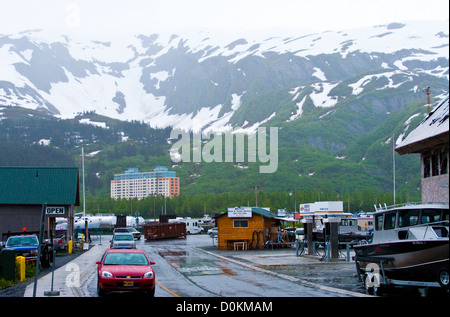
[354, 239, 449, 284]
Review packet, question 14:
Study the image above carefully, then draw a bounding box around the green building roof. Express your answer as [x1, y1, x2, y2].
[0, 167, 80, 206]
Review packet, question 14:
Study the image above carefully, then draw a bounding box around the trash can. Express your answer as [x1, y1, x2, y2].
[0, 250, 17, 281]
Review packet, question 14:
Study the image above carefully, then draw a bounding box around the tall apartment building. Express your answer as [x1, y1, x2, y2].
[111, 166, 180, 199]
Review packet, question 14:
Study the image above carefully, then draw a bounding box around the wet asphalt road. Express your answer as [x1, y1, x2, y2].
[3, 234, 446, 298]
[0, 234, 376, 298]
[85, 234, 364, 297]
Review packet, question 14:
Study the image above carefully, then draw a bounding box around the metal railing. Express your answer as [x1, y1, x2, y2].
[374, 201, 449, 212]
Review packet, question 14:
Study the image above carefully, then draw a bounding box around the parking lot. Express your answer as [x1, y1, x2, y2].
[4, 234, 368, 298]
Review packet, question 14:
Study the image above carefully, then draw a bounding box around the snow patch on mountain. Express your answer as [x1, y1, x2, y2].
[310, 82, 340, 108]
[0, 20, 448, 133]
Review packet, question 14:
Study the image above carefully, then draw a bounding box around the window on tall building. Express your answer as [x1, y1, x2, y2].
[440, 151, 448, 175]
[423, 156, 431, 178]
[432, 154, 439, 176]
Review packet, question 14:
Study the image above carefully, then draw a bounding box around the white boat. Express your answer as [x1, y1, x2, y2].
[313, 215, 373, 244]
[354, 202, 449, 294]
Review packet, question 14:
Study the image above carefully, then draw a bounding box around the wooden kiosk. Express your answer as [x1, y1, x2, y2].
[216, 207, 283, 250]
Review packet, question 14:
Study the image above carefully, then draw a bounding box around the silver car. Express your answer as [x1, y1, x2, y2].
[207, 227, 218, 237]
[113, 227, 141, 240]
[110, 233, 136, 249]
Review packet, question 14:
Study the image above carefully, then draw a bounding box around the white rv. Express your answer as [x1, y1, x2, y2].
[178, 218, 204, 234]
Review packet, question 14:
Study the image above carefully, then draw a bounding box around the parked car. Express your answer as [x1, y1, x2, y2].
[207, 227, 218, 238]
[96, 248, 156, 296]
[3, 234, 52, 267]
[110, 233, 136, 249]
[4, 235, 39, 261]
[113, 227, 141, 240]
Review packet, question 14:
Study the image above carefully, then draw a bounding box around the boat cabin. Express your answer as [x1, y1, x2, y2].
[372, 203, 449, 243]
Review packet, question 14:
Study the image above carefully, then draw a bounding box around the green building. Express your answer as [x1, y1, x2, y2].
[0, 167, 80, 243]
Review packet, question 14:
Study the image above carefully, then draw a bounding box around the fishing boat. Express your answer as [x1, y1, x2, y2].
[313, 216, 373, 244]
[300, 201, 371, 243]
[354, 202, 449, 294]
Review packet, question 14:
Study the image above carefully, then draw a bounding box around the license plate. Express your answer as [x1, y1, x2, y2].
[123, 281, 134, 287]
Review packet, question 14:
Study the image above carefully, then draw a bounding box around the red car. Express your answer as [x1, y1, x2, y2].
[96, 248, 156, 296]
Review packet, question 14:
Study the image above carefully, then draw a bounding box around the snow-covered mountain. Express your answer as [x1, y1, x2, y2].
[0, 20, 448, 133]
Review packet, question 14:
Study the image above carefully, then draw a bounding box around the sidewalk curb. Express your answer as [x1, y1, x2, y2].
[24, 243, 109, 297]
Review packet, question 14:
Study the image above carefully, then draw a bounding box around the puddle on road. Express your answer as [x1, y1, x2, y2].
[218, 264, 236, 276]
[158, 250, 187, 257]
[157, 248, 236, 277]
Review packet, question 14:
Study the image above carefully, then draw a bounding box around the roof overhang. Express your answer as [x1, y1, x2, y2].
[396, 131, 449, 155]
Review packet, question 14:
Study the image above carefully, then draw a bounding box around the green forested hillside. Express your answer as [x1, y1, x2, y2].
[0, 98, 425, 218]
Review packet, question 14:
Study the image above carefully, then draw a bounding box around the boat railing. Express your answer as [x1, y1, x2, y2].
[423, 220, 449, 239]
[374, 201, 449, 212]
[407, 220, 449, 239]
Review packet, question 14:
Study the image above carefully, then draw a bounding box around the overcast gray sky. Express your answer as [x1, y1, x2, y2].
[1, 0, 449, 36]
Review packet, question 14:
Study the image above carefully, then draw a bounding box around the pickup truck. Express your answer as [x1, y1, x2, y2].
[3, 234, 52, 267]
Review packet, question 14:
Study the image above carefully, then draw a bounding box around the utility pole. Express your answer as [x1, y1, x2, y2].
[393, 134, 396, 205]
[33, 203, 47, 297]
[153, 194, 156, 223]
[82, 147, 85, 218]
[425, 87, 431, 114]
[253, 186, 260, 207]
[291, 189, 296, 227]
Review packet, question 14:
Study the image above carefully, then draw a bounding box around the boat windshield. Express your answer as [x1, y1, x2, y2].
[421, 209, 445, 224]
[398, 209, 419, 227]
[384, 212, 396, 230]
[376, 207, 449, 231]
[375, 214, 384, 231]
[340, 219, 356, 226]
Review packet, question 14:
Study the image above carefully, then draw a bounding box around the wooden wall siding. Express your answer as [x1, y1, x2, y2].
[217, 213, 277, 250]
[0, 204, 71, 240]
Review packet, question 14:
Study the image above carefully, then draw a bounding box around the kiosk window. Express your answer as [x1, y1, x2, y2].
[233, 220, 248, 228]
